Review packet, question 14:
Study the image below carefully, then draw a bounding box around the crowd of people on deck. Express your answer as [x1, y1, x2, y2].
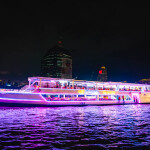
[119, 88, 141, 91]
[42, 94, 131, 101]
[32, 82, 150, 92]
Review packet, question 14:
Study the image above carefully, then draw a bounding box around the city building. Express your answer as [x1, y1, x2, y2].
[139, 78, 150, 84]
[97, 66, 107, 82]
[41, 41, 72, 79]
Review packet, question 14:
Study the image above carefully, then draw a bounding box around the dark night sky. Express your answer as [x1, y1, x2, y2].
[0, 1, 149, 83]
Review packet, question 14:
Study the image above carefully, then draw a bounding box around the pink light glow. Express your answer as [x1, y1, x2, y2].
[0, 97, 41, 101]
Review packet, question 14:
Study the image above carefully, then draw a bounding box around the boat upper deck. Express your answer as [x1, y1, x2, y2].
[27, 77, 150, 92]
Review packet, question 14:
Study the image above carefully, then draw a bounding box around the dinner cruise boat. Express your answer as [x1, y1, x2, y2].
[0, 77, 150, 106]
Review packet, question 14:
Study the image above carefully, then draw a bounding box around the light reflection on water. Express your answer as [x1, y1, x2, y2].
[0, 104, 150, 149]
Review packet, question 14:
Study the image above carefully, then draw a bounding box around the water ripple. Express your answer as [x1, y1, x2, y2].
[0, 104, 150, 149]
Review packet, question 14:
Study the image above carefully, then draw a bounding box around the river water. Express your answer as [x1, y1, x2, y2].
[0, 104, 150, 149]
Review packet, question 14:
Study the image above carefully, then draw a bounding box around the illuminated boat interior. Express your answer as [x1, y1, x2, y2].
[24, 77, 150, 102]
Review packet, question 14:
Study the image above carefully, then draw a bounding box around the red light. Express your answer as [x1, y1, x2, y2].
[58, 41, 62, 44]
[99, 70, 102, 74]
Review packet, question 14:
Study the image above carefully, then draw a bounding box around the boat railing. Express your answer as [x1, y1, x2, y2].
[0, 87, 34, 93]
[1, 87, 149, 94]
[30, 87, 148, 93]
[119, 89, 141, 91]
[0, 88, 20, 92]
[31, 85, 117, 91]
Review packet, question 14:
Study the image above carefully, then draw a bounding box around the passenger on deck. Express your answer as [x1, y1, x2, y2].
[74, 85, 77, 89]
[122, 96, 124, 101]
[64, 83, 67, 89]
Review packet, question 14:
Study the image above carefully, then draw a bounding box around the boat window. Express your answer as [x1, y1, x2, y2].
[113, 95, 131, 100]
[65, 95, 71, 98]
[34, 82, 38, 85]
[99, 95, 114, 100]
[86, 95, 96, 99]
[78, 95, 84, 97]
[50, 95, 58, 98]
[72, 95, 77, 99]
[125, 95, 131, 100]
[60, 95, 64, 98]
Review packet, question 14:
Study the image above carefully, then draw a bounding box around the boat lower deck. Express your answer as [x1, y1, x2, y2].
[0, 98, 136, 107]
[0, 89, 150, 106]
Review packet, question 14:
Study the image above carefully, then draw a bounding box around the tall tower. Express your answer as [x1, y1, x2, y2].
[41, 41, 72, 79]
[97, 66, 107, 82]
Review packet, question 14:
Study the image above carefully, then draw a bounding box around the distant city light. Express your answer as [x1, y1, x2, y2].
[99, 70, 102, 74]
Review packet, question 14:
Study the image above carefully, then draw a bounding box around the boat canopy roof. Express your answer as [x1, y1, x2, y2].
[28, 77, 150, 87]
